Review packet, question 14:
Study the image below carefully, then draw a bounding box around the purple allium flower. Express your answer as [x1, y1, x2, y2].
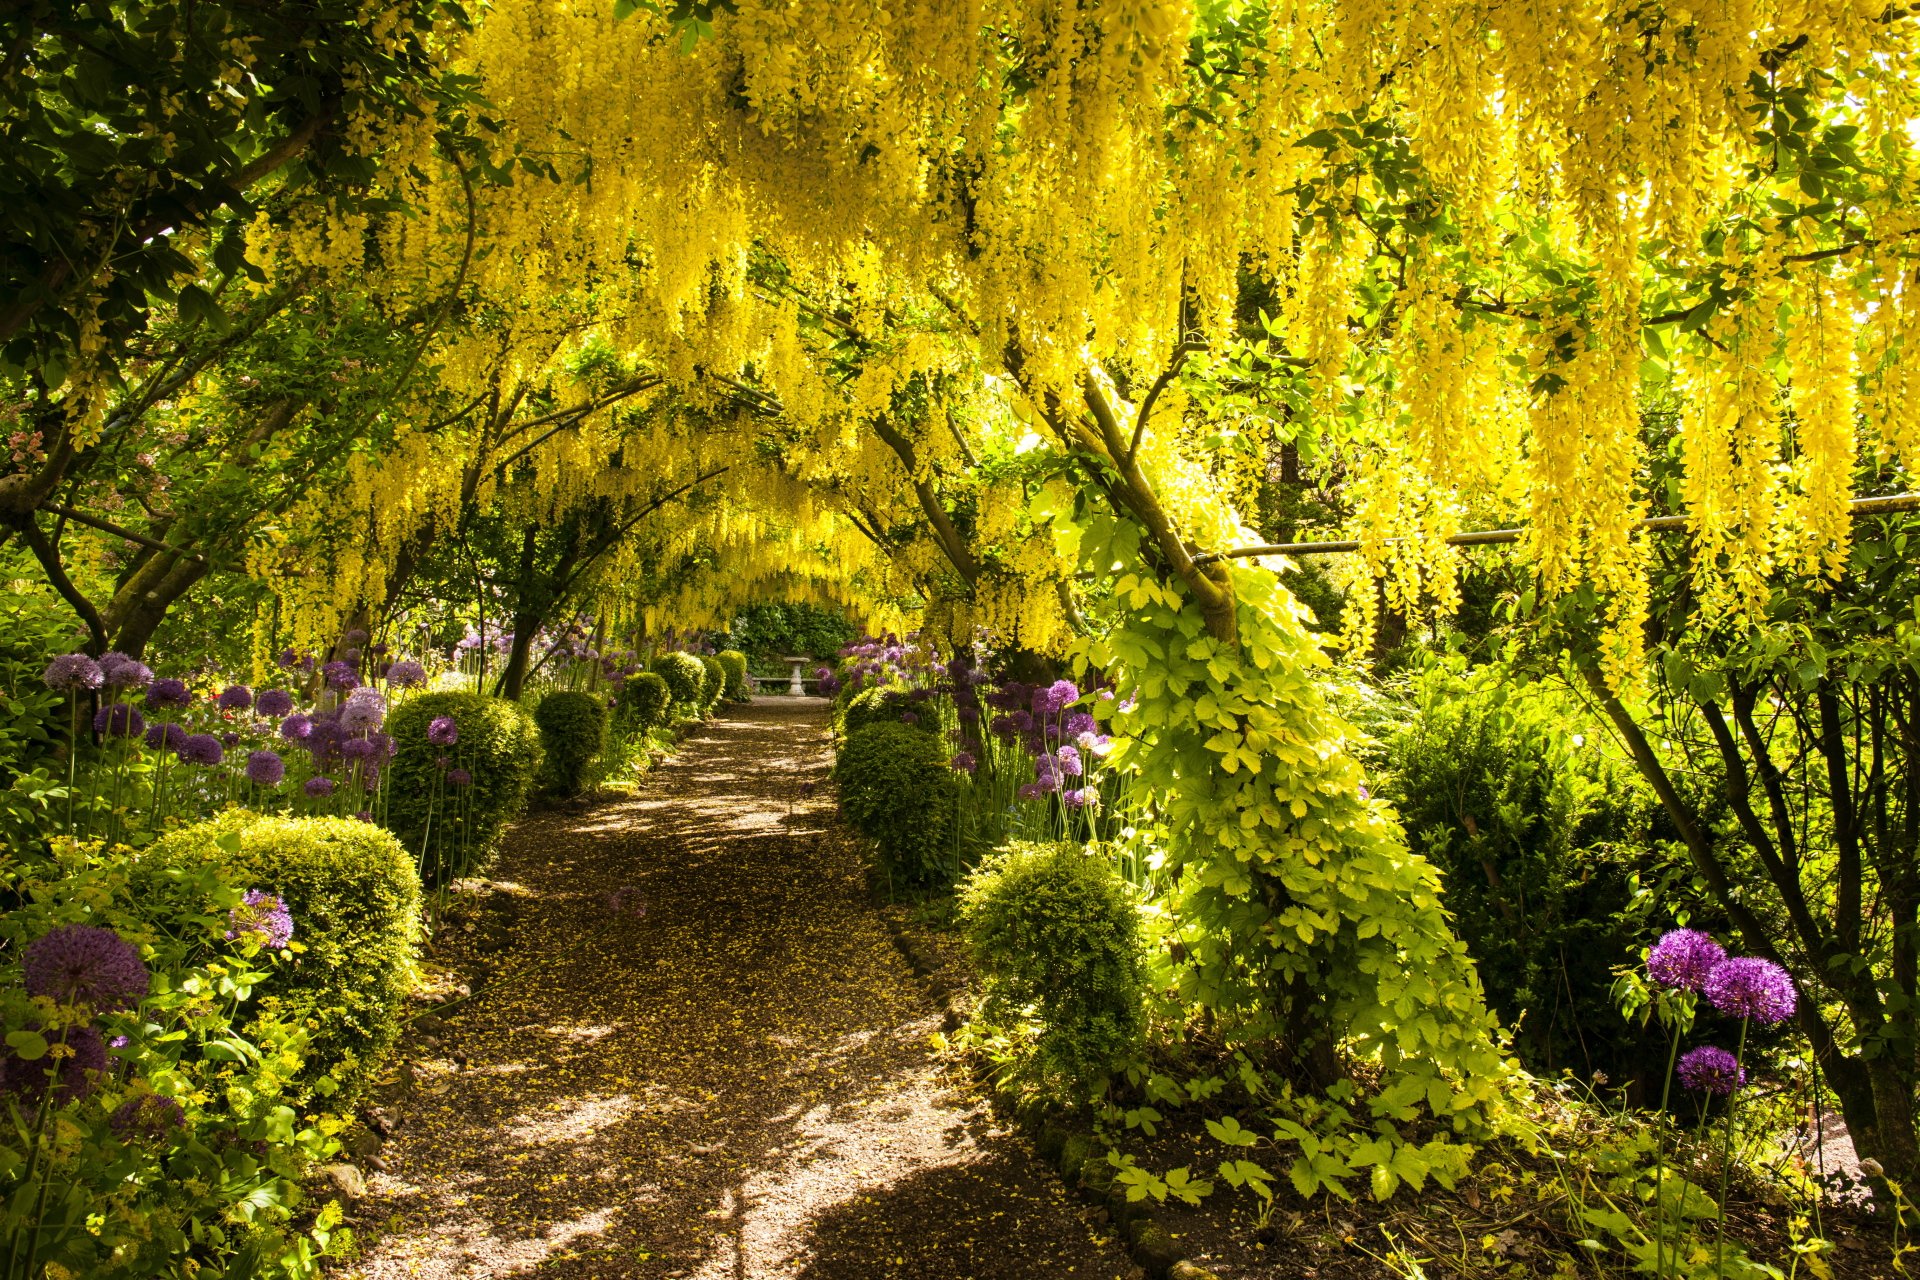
[370, 642, 389, 656]
[340, 739, 375, 771]
[43, 653, 103, 691]
[447, 767, 472, 787]
[1057, 744, 1083, 777]
[1647, 929, 1726, 993]
[339, 689, 386, 732]
[1705, 957, 1798, 1026]
[216, 685, 253, 711]
[342, 647, 363, 665]
[345, 628, 369, 646]
[245, 750, 285, 787]
[320, 660, 358, 690]
[352, 810, 372, 822]
[280, 713, 313, 742]
[951, 751, 978, 774]
[110, 1093, 186, 1141]
[145, 677, 191, 710]
[1016, 781, 1053, 801]
[255, 689, 294, 718]
[177, 733, 223, 766]
[304, 776, 335, 799]
[276, 648, 302, 670]
[226, 890, 294, 948]
[385, 659, 427, 688]
[1063, 787, 1092, 809]
[98, 652, 153, 689]
[219, 730, 240, 748]
[93, 703, 145, 737]
[957, 705, 980, 724]
[1677, 1045, 1745, 1096]
[427, 715, 459, 746]
[1, 1022, 107, 1104]
[900, 711, 920, 726]
[1064, 711, 1097, 737]
[24, 924, 149, 1010]
[1047, 679, 1080, 712]
[144, 721, 187, 751]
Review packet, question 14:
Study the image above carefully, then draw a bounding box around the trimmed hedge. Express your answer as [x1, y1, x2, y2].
[652, 651, 706, 712]
[617, 670, 671, 731]
[698, 654, 727, 713]
[959, 842, 1147, 1093]
[386, 691, 542, 885]
[716, 649, 750, 702]
[835, 720, 958, 887]
[534, 689, 606, 796]
[142, 811, 421, 1102]
[838, 685, 933, 740]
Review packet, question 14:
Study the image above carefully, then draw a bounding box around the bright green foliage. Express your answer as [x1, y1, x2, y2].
[617, 670, 672, 730]
[715, 649, 750, 701]
[722, 603, 856, 669]
[143, 812, 421, 1102]
[651, 651, 707, 711]
[960, 842, 1147, 1094]
[3, 844, 355, 1277]
[386, 691, 542, 884]
[534, 689, 607, 796]
[1076, 513, 1517, 1136]
[834, 720, 958, 888]
[698, 654, 727, 713]
[1382, 662, 1655, 1076]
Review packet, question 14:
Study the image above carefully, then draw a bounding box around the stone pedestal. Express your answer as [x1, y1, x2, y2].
[783, 656, 808, 696]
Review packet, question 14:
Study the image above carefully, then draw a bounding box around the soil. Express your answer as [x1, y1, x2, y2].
[337, 697, 1135, 1279]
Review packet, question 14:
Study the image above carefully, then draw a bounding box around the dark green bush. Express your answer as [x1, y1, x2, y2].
[617, 670, 671, 731]
[959, 842, 1147, 1094]
[835, 720, 958, 887]
[142, 811, 421, 1102]
[698, 654, 727, 713]
[652, 651, 706, 712]
[837, 685, 932, 740]
[1380, 660, 1657, 1077]
[386, 691, 542, 885]
[534, 689, 606, 796]
[716, 649, 750, 702]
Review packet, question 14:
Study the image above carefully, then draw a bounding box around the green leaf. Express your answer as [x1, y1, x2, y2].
[5, 1030, 48, 1061]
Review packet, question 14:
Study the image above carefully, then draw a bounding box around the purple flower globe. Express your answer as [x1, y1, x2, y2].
[93, 703, 146, 737]
[385, 659, 427, 688]
[255, 688, 294, 718]
[1705, 957, 1798, 1026]
[110, 1093, 186, 1141]
[1647, 929, 1726, 994]
[320, 660, 358, 691]
[177, 733, 224, 766]
[1057, 744, 1083, 777]
[339, 689, 386, 732]
[345, 628, 369, 646]
[245, 750, 285, 787]
[427, 715, 459, 746]
[144, 721, 187, 751]
[144, 677, 192, 711]
[276, 648, 302, 669]
[1, 1022, 108, 1104]
[447, 766, 472, 787]
[280, 713, 313, 742]
[341, 738, 376, 764]
[1677, 1045, 1745, 1096]
[43, 653, 103, 691]
[1047, 679, 1081, 711]
[951, 751, 978, 774]
[216, 685, 253, 711]
[219, 730, 240, 748]
[98, 652, 153, 690]
[226, 890, 294, 949]
[23, 924, 150, 1010]
[304, 776, 336, 799]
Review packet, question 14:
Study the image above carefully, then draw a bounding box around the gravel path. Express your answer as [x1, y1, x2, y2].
[343, 697, 1133, 1279]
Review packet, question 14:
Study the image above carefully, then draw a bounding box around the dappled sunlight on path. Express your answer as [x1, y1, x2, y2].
[342, 698, 1130, 1279]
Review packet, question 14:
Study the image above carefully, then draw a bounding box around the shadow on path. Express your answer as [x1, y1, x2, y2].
[344, 698, 1131, 1279]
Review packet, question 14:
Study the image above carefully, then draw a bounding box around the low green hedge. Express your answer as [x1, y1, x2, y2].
[959, 842, 1147, 1094]
[534, 689, 606, 796]
[835, 720, 958, 888]
[386, 691, 542, 885]
[142, 811, 422, 1102]
[617, 670, 671, 732]
[698, 654, 727, 714]
[716, 649, 750, 702]
[838, 685, 932, 740]
[652, 651, 706, 713]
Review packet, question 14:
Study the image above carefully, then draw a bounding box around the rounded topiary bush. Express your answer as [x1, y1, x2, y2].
[959, 842, 1147, 1093]
[835, 720, 958, 887]
[141, 811, 421, 1102]
[534, 689, 606, 796]
[698, 654, 727, 713]
[652, 651, 706, 713]
[838, 685, 933, 740]
[716, 649, 750, 702]
[386, 691, 542, 885]
[617, 670, 671, 731]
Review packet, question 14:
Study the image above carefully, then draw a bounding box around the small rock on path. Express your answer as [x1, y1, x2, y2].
[343, 698, 1132, 1279]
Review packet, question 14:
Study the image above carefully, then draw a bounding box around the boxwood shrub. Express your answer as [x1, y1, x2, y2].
[959, 842, 1147, 1094]
[617, 670, 671, 731]
[835, 720, 958, 888]
[698, 654, 727, 714]
[652, 651, 706, 712]
[386, 691, 542, 885]
[716, 649, 750, 702]
[141, 811, 422, 1102]
[838, 685, 933, 740]
[534, 689, 606, 796]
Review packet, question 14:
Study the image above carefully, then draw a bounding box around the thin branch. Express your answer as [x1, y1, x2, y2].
[1126, 341, 1207, 469]
[44, 504, 205, 563]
